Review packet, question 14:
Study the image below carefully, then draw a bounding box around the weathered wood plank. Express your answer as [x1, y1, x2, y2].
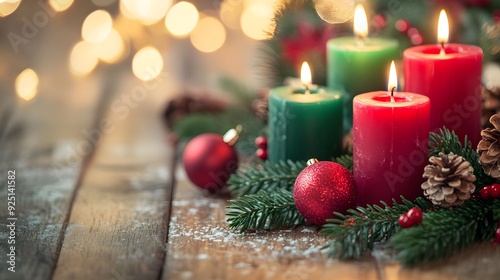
[52, 73, 175, 280]
[163, 172, 379, 280]
[0, 74, 104, 280]
[375, 243, 500, 280]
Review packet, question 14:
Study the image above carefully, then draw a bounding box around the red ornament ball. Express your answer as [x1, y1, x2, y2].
[398, 214, 412, 228]
[256, 148, 267, 160]
[490, 183, 500, 199]
[480, 185, 492, 200]
[182, 133, 238, 192]
[293, 161, 357, 226]
[255, 136, 268, 149]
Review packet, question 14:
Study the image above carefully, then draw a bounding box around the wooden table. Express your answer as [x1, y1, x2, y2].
[1, 72, 499, 280]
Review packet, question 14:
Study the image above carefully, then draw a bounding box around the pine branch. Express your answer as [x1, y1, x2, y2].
[228, 160, 306, 197]
[334, 154, 353, 172]
[226, 189, 305, 233]
[428, 127, 494, 188]
[391, 199, 498, 267]
[321, 197, 432, 260]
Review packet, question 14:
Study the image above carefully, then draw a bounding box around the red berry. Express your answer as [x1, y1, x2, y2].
[490, 183, 500, 199]
[407, 208, 423, 225]
[495, 227, 500, 243]
[480, 186, 492, 200]
[255, 136, 267, 149]
[398, 214, 412, 228]
[256, 148, 267, 160]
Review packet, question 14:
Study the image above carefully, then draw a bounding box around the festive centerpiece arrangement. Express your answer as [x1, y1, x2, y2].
[165, 0, 500, 267]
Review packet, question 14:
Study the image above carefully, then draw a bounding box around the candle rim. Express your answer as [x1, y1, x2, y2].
[327, 37, 399, 51]
[404, 43, 482, 59]
[354, 91, 430, 108]
[270, 86, 343, 103]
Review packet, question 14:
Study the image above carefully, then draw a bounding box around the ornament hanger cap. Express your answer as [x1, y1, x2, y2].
[223, 125, 243, 146]
[307, 158, 319, 166]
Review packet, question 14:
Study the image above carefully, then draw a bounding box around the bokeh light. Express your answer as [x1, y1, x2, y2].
[132, 46, 163, 81]
[220, 0, 243, 30]
[240, 3, 275, 40]
[0, 0, 21, 17]
[49, 0, 74, 12]
[313, 0, 356, 24]
[165, 1, 199, 38]
[82, 10, 113, 43]
[70, 41, 99, 76]
[15, 68, 39, 101]
[93, 29, 125, 63]
[120, 0, 171, 25]
[190, 16, 226, 53]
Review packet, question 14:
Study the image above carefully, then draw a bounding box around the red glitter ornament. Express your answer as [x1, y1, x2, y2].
[182, 126, 241, 192]
[293, 159, 357, 226]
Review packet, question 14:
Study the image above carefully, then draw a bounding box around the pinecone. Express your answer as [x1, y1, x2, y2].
[478, 114, 500, 178]
[251, 89, 269, 123]
[482, 86, 500, 129]
[421, 152, 476, 207]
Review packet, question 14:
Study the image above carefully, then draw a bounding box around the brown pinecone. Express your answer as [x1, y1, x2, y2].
[421, 152, 476, 207]
[482, 86, 500, 129]
[251, 89, 269, 123]
[478, 114, 500, 178]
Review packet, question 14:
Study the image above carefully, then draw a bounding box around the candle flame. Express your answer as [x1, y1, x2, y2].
[388, 61, 397, 94]
[300, 61, 312, 86]
[437, 9, 449, 44]
[354, 4, 368, 39]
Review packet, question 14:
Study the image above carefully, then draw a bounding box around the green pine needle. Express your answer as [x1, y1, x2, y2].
[391, 199, 500, 267]
[228, 160, 306, 197]
[334, 154, 353, 172]
[428, 127, 494, 188]
[226, 189, 305, 233]
[321, 197, 432, 260]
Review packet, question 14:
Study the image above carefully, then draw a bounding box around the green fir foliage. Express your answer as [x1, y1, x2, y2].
[226, 189, 305, 233]
[321, 197, 432, 260]
[334, 154, 353, 172]
[391, 199, 500, 266]
[428, 127, 494, 188]
[227, 160, 306, 197]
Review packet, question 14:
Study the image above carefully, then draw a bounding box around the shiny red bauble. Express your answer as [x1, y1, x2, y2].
[182, 133, 238, 192]
[293, 161, 357, 226]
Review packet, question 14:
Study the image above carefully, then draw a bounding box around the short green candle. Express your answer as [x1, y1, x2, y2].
[327, 37, 400, 132]
[268, 86, 343, 163]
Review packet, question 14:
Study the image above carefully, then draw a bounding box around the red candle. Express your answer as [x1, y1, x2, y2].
[404, 10, 482, 146]
[353, 62, 430, 206]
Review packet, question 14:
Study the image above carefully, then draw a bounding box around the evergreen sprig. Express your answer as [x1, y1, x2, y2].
[391, 199, 500, 266]
[428, 127, 494, 188]
[226, 189, 305, 233]
[321, 197, 432, 260]
[227, 160, 306, 197]
[334, 154, 353, 172]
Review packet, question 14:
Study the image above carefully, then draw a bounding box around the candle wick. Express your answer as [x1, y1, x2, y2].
[356, 35, 365, 46]
[440, 42, 446, 55]
[390, 87, 396, 102]
[304, 83, 310, 95]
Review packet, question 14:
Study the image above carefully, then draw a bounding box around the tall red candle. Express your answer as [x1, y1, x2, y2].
[404, 10, 483, 146]
[353, 92, 430, 206]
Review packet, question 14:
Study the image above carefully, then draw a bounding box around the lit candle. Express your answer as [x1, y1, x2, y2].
[404, 10, 483, 146]
[269, 62, 343, 162]
[327, 4, 400, 132]
[353, 61, 430, 206]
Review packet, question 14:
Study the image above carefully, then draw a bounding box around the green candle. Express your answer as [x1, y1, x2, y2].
[327, 4, 400, 132]
[269, 63, 343, 163]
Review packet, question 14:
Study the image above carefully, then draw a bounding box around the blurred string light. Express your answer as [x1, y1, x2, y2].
[15, 68, 38, 101]
[240, 2, 276, 40]
[190, 16, 226, 53]
[165, 1, 199, 38]
[69, 41, 99, 77]
[132, 46, 163, 81]
[93, 29, 125, 63]
[313, 0, 356, 24]
[49, 0, 74, 12]
[82, 10, 113, 43]
[0, 0, 21, 17]
[120, 0, 172, 25]
[219, 0, 243, 30]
